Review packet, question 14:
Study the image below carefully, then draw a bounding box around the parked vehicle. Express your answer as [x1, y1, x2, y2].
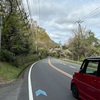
[71, 57, 100, 100]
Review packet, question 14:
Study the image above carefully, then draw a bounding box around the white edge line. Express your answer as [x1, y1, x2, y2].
[28, 62, 37, 100]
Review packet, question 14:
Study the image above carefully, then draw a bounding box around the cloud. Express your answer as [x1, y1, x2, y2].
[87, 18, 100, 26]
[25, 0, 100, 44]
[49, 33, 61, 39]
[49, 33, 69, 44]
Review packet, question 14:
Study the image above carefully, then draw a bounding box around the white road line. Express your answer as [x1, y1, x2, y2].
[54, 59, 76, 69]
[70, 66, 75, 69]
[60, 62, 62, 64]
[28, 62, 37, 100]
[63, 63, 66, 66]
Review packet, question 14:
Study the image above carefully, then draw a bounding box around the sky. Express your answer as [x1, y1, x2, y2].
[23, 0, 100, 44]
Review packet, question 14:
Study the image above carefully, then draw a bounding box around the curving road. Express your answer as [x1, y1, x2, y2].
[0, 57, 80, 100]
[18, 57, 80, 100]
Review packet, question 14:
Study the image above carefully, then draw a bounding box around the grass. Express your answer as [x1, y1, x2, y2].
[0, 53, 46, 83]
[60, 58, 82, 65]
[0, 61, 35, 83]
[0, 61, 21, 82]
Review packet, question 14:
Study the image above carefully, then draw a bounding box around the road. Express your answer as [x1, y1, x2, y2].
[0, 57, 80, 100]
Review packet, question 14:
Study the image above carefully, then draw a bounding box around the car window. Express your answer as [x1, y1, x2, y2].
[80, 60, 87, 72]
[85, 60, 99, 76]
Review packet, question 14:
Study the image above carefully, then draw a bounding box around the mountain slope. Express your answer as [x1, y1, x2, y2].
[37, 28, 58, 49]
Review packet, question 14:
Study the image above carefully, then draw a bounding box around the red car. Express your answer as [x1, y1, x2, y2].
[71, 57, 100, 100]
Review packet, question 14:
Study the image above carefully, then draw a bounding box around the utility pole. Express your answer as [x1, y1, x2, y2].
[59, 41, 62, 58]
[75, 19, 83, 61]
[75, 19, 83, 36]
[34, 21, 38, 53]
[0, 0, 3, 51]
[0, 16, 2, 50]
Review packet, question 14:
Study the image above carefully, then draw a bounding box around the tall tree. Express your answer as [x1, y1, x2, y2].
[0, 0, 32, 64]
[67, 27, 100, 61]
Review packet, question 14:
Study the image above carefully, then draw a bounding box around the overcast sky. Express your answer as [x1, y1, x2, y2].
[23, 0, 100, 44]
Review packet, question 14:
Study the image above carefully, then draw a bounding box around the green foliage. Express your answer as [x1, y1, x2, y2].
[0, 50, 15, 63]
[36, 28, 57, 49]
[0, 0, 58, 69]
[0, 0, 59, 82]
[67, 30, 100, 61]
[0, 0, 31, 66]
[0, 61, 21, 81]
[2, 10, 30, 54]
[13, 54, 39, 67]
[0, 53, 40, 81]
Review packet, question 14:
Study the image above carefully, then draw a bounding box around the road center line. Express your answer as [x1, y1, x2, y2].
[48, 59, 72, 79]
[28, 62, 37, 100]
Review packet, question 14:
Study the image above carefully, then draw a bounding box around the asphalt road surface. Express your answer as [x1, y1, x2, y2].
[0, 57, 80, 100]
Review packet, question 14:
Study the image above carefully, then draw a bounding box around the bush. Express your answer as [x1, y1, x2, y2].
[0, 50, 42, 67]
[0, 50, 15, 63]
[13, 54, 39, 67]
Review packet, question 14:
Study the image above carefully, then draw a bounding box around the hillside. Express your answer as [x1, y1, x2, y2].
[36, 28, 58, 50]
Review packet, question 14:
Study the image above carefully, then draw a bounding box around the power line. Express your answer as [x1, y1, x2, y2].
[81, 0, 100, 20]
[25, 0, 33, 24]
[3, 0, 13, 25]
[15, 0, 23, 16]
[38, 0, 40, 26]
[31, 0, 40, 26]
[81, 6, 100, 21]
[72, 6, 100, 31]
[15, 0, 30, 29]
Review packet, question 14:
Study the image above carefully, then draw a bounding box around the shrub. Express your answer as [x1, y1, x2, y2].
[0, 50, 15, 63]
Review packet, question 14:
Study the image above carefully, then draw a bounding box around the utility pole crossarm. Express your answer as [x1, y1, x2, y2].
[75, 19, 83, 36]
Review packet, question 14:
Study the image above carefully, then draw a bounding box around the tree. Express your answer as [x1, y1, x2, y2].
[67, 26, 100, 61]
[0, 0, 31, 65]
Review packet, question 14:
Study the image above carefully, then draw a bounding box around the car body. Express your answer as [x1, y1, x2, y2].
[71, 57, 100, 100]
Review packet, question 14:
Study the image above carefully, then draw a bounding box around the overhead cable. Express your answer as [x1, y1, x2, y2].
[81, 6, 100, 20]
